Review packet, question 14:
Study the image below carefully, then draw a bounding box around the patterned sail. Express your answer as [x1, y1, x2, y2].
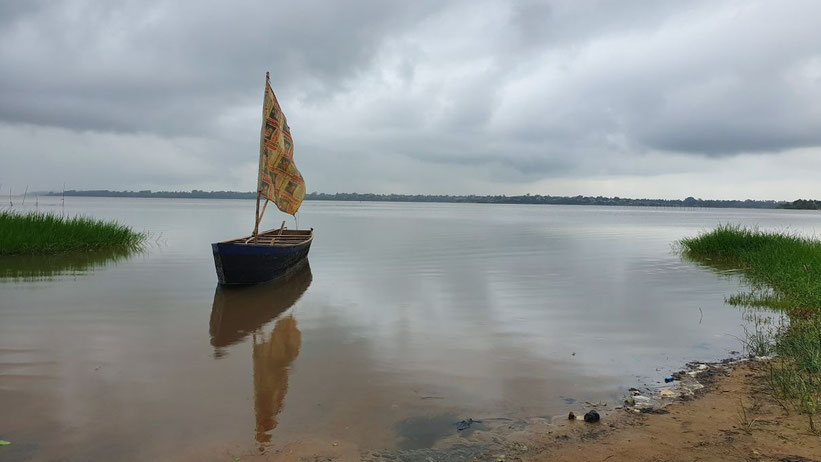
[257, 80, 305, 215]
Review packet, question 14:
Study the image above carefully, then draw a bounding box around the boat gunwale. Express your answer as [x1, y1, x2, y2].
[215, 228, 314, 248]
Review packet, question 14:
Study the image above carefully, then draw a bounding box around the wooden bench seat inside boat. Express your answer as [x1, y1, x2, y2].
[228, 229, 313, 246]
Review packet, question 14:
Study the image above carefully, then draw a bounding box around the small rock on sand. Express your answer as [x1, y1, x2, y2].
[584, 410, 600, 423]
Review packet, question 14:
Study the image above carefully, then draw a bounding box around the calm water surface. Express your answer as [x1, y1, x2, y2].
[2, 198, 821, 460]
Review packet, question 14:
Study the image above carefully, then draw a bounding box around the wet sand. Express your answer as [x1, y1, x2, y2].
[529, 359, 821, 462]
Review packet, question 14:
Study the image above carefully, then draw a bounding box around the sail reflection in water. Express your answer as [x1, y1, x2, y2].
[252, 316, 301, 443]
[208, 261, 312, 445]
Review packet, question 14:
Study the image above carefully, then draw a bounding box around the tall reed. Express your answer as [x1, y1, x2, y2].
[0, 210, 146, 255]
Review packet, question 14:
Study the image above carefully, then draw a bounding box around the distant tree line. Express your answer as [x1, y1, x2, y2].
[305, 192, 782, 208]
[52, 189, 257, 199]
[48, 189, 790, 209]
[778, 199, 821, 210]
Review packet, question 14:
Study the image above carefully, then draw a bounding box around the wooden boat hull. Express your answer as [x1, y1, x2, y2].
[212, 229, 313, 285]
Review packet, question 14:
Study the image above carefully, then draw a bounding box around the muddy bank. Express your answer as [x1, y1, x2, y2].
[525, 359, 821, 462]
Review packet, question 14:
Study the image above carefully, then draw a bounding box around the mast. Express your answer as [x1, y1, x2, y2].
[253, 72, 271, 241]
[253, 191, 261, 240]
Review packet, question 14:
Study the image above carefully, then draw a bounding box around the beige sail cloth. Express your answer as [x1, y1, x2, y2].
[257, 82, 305, 215]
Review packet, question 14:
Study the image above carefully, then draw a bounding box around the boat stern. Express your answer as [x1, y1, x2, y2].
[211, 243, 227, 285]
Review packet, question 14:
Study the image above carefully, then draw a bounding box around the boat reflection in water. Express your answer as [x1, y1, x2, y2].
[208, 260, 312, 446]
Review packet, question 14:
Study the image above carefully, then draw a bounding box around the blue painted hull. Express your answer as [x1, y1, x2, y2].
[212, 233, 312, 285]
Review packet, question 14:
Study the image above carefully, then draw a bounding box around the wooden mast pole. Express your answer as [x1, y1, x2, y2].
[253, 71, 270, 242]
[253, 191, 261, 240]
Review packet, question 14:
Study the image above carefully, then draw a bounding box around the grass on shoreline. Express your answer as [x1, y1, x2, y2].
[680, 224, 821, 431]
[0, 210, 147, 255]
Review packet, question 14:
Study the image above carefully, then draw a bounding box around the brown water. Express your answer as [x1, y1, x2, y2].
[2, 198, 821, 460]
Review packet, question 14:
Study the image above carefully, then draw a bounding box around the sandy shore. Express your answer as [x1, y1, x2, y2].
[512, 359, 821, 461]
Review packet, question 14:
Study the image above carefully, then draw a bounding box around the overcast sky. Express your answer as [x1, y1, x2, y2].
[1, 0, 820, 199]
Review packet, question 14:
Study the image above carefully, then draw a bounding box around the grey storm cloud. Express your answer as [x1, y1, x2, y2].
[1, 0, 820, 197]
[0, 0, 438, 134]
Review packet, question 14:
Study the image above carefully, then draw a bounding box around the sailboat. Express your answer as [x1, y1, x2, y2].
[211, 72, 313, 285]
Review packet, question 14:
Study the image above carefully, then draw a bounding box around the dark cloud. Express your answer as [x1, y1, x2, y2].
[0, 0, 436, 134]
[1, 0, 820, 196]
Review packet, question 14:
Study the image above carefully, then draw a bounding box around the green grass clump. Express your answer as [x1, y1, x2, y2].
[769, 316, 821, 432]
[680, 224, 821, 431]
[0, 210, 146, 255]
[681, 224, 821, 309]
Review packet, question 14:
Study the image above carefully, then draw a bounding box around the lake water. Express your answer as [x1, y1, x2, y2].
[2, 198, 821, 460]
